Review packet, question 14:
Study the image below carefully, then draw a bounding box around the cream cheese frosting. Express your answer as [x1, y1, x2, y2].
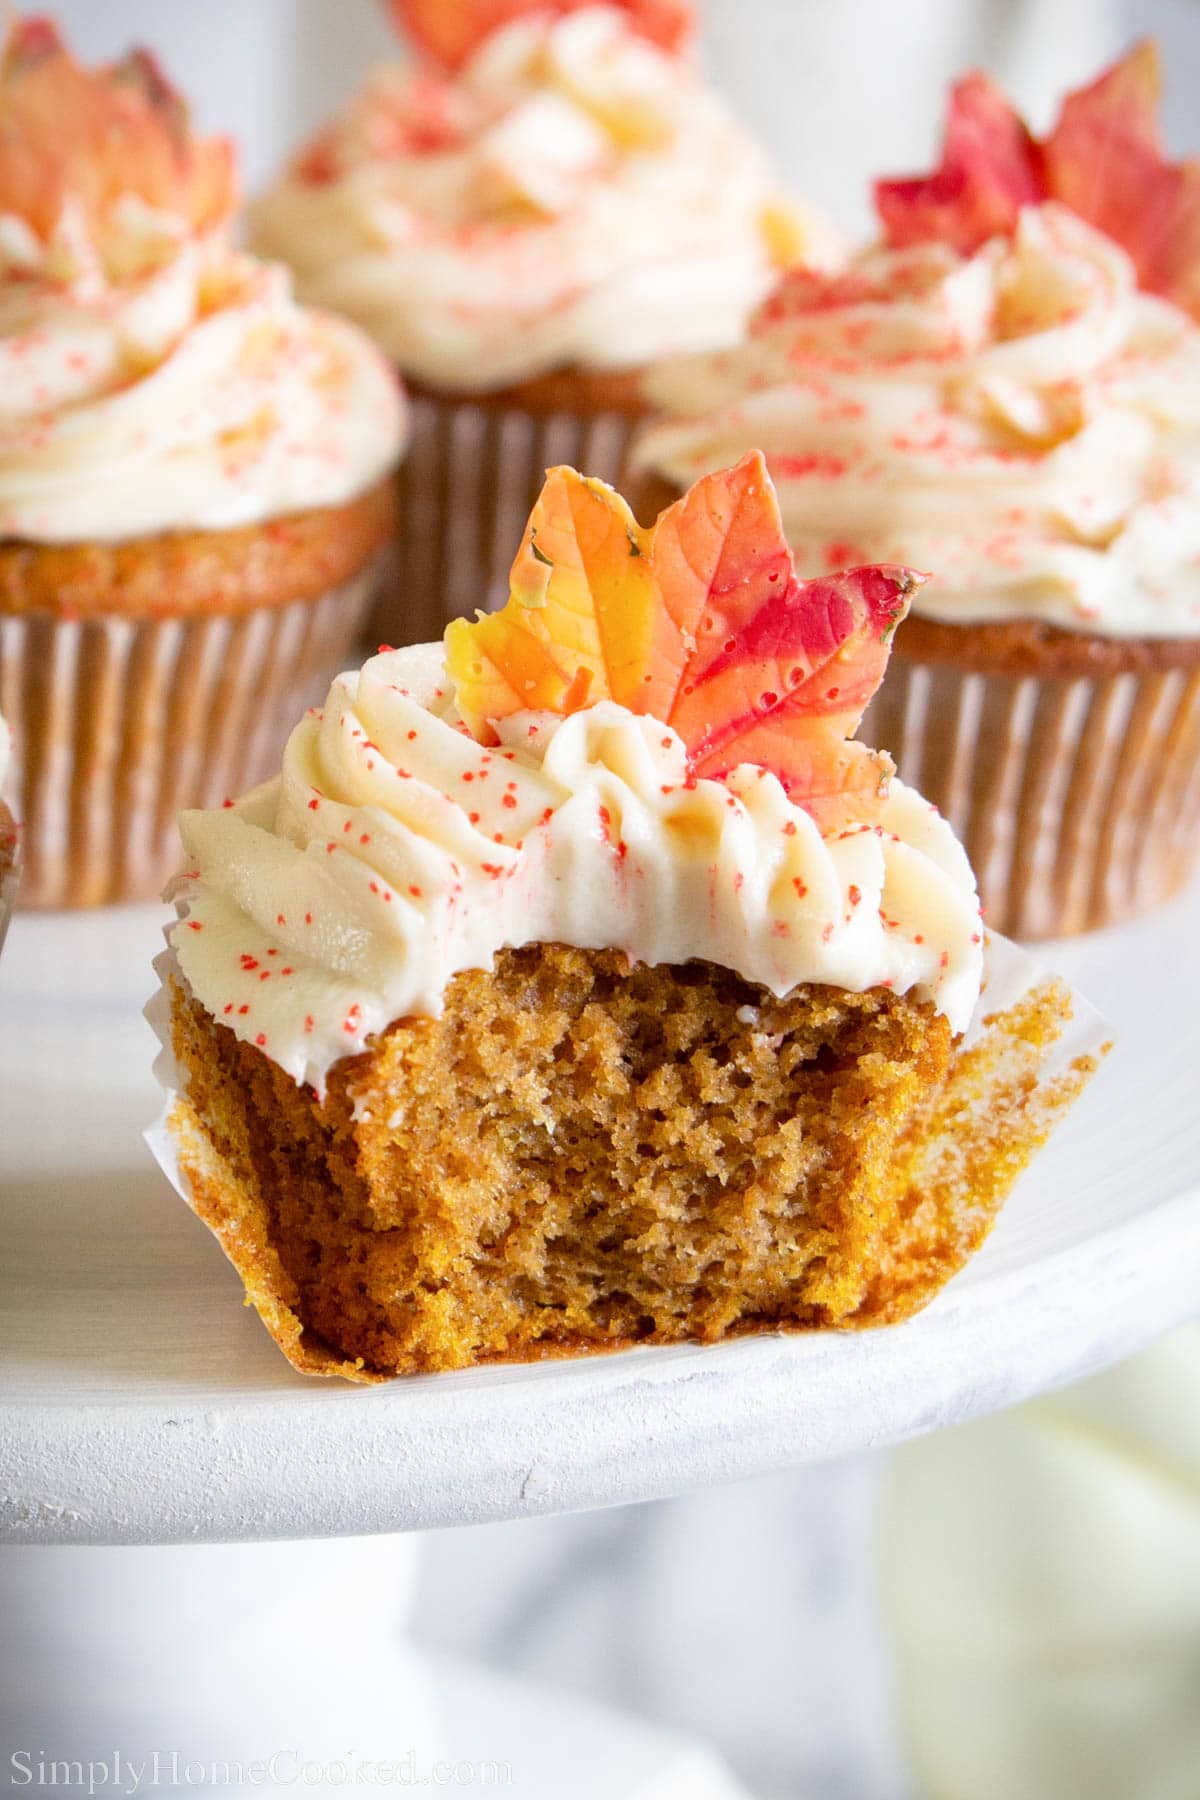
[633, 204, 1200, 640]
[169, 642, 984, 1091]
[249, 7, 805, 393]
[0, 202, 407, 543]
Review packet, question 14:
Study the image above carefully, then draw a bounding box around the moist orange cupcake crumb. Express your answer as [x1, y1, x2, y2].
[165, 944, 1086, 1380]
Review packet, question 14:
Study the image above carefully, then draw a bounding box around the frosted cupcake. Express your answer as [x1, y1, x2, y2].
[251, 0, 815, 644]
[0, 19, 407, 907]
[150, 454, 1097, 1380]
[631, 47, 1200, 938]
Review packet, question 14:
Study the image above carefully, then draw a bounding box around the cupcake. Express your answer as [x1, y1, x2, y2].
[631, 46, 1200, 939]
[251, 0, 818, 646]
[0, 711, 19, 951]
[149, 454, 1098, 1380]
[0, 19, 407, 908]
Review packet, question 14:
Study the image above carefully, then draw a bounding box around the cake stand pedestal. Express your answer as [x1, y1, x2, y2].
[0, 1537, 747, 1797]
[2, 892, 1199, 1792]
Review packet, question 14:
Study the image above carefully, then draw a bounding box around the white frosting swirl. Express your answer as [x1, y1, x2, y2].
[170, 643, 983, 1090]
[250, 8, 801, 392]
[0, 202, 407, 543]
[0, 711, 10, 800]
[634, 205, 1200, 640]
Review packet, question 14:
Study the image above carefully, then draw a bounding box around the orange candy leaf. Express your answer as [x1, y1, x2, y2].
[647, 453, 796, 724]
[875, 44, 1200, 320]
[0, 16, 236, 243]
[389, 0, 693, 71]
[446, 457, 922, 828]
[694, 725, 894, 836]
[446, 467, 655, 738]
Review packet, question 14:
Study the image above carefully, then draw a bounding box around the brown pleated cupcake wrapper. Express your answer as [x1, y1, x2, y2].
[1, 559, 382, 910]
[864, 656, 1200, 939]
[376, 391, 642, 649]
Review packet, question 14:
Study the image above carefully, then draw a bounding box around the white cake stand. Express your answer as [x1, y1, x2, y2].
[2, 891, 1198, 1795]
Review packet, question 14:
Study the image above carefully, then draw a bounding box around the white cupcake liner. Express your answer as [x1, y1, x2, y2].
[144, 931, 1111, 1383]
[0, 558, 384, 909]
[864, 657, 1200, 939]
[374, 390, 643, 650]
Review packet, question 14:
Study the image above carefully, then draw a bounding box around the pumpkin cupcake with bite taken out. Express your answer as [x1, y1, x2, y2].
[251, 0, 822, 646]
[632, 46, 1200, 938]
[0, 18, 407, 908]
[149, 453, 1098, 1381]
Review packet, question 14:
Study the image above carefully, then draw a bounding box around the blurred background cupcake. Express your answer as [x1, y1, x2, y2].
[0, 18, 407, 908]
[251, 0, 828, 646]
[631, 46, 1200, 940]
[0, 709, 19, 951]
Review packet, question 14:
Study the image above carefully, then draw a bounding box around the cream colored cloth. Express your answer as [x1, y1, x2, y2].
[883, 1324, 1200, 1800]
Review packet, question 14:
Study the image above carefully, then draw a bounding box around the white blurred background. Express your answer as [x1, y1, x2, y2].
[31, 5, 1200, 1797]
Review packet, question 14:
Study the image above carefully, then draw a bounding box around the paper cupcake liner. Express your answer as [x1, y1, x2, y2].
[144, 931, 1109, 1382]
[374, 391, 643, 649]
[864, 656, 1200, 939]
[0, 560, 382, 909]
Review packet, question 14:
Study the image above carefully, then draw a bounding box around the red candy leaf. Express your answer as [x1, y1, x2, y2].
[875, 72, 1042, 257]
[1042, 42, 1200, 317]
[875, 44, 1200, 319]
[679, 566, 917, 829]
[447, 453, 921, 830]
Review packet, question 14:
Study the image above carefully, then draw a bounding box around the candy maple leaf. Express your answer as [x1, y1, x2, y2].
[388, 0, 693, 71]
[875, 71, 1041, 258]
[445, 453, 922, 829]
[0, 16, 236, 243]
[875, 42, 1200, 318]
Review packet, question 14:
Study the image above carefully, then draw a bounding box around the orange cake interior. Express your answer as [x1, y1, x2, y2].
[167, 946, 1081, 1380]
